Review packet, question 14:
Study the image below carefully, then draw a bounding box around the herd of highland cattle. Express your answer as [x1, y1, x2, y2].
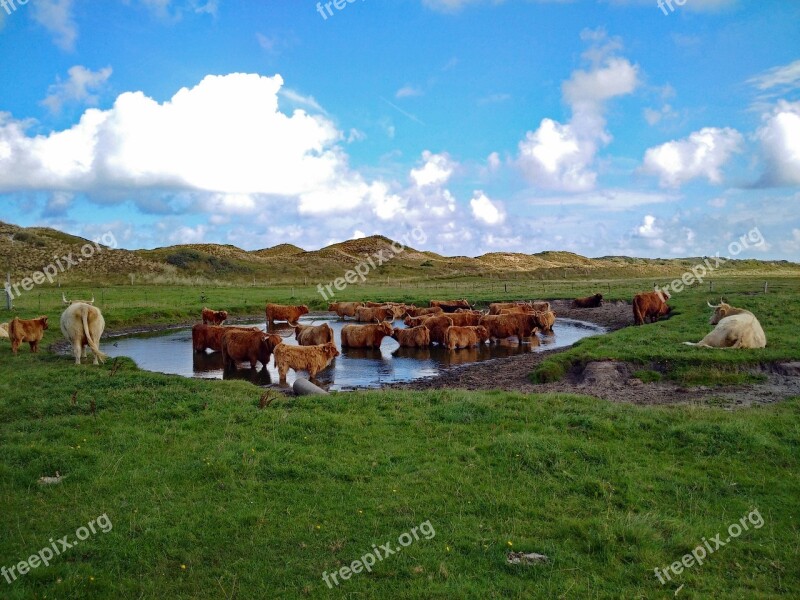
[1, 288, 767, 382]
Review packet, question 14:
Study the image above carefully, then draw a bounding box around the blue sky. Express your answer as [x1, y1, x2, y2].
[0, 0, 798, 259]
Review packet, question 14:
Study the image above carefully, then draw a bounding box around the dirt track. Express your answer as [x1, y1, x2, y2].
[390, 300, 800, 408]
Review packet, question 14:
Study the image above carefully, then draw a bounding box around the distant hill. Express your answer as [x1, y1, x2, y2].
[0, 220, 798, 286]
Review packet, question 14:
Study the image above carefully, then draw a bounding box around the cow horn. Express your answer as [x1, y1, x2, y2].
[90, 295, 95, 304]
[278, 331, 294, 338]
[62, 293, 69, 304]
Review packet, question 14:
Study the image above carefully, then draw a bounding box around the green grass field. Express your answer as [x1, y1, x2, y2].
[1, 276, 799, 598]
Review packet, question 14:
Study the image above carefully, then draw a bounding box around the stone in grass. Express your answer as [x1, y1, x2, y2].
[38, 472, 63, 485]
[506, 551, 549, 565]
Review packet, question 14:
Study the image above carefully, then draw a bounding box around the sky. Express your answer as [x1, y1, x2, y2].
[0, 0, 798, 259]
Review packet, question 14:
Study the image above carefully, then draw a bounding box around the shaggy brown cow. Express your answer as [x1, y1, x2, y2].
[404, 306, 443, 317]
[423, 315, 455, 346]
[8, 316, 49, 354]
[355, 306, 394, 323]
[293, 322, 334, 346]
[430, 299, 472, 313]
[571, 294, 603, 309]
[192, 325, 261, 353]
[488, 302, 529, 315]
[391, 325, 430, 347]
[221, 330, 283, 370]
[529, 310, 556, 333]
[633, 291, 671, 325]
[328, 302, 364, 319]
[403, 315, 431, 327]
[61, 303, 107, 365]
[530, 301, 551, 312]
[454, 308, 483, 315]
[480, 314, 537, 344]
[266, 303, 309, 324]
[341, 321, 393, 348]
[447, 312, 483, 327]
[444, 325, 490, 350]
[202, 307, 229, 325]
[274, 342, 339, 382]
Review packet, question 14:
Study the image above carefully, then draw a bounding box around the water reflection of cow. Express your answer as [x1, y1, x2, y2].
[192, 352, 273, 385]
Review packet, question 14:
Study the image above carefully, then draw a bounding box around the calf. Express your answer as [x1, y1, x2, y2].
[444, 325, 490, 350]
[266, 303, 309, 324]
[192, 324, 261, 353]
[391, 325, 430, 347]
[328, 302, 364, 319]
[221, 330, 283, 370]
[274, 342, 339, 382]
[293, 322, 334, 346]
[8, 316, 49, 354]
[202, 307, 229, 325]
[341, 321, 393, 348]
[571, 294, 603, 309]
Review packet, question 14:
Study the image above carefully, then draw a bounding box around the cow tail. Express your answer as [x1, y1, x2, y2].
[632, 300, 643, 325]
[82, 306, 108, 364]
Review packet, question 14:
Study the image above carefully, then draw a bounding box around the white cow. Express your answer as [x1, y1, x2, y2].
[60, 301, 107, 365]
[684, 301, 766, 349]
[0, 322, 8, 339]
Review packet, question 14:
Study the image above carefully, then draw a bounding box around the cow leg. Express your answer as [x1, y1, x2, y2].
[11, 340, 19, 354]
[72, 339, 83, 364]
[30, 341, 39, 353]
[278, 365, 288, 382]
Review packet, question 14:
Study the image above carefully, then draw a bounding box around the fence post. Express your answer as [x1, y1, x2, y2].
[5, 273, 11, 310]
[764, 281, 768, 294]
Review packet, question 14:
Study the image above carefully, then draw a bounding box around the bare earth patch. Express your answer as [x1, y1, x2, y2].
[391, 300, 800, 408]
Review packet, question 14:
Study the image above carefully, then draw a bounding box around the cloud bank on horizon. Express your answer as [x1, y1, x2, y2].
[0, 0, 798, 259]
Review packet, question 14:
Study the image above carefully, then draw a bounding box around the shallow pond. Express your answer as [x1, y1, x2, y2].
[101, 316, 605, 391]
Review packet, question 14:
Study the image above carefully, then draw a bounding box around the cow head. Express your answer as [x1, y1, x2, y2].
[595, 293, 604, 304]
[476, 326, 489, 342]
[327, 303, 337, 311]
[323, 342, 340, 358]
[299, 305, 310, 316]
[707, 301, 733, 325]
[39, 316, 49, 330]
[391, 328, 401, 341]
[378, 321, 393, 335]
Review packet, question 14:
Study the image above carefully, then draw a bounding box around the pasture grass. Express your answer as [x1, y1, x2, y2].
[0, 351, 799, 599]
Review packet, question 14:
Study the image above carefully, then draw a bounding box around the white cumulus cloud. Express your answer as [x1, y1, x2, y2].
[641, 127, 743, 188]
[470, 191, 505, 225]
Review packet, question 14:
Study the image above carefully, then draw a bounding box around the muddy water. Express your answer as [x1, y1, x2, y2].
[101, 316, 605, 391]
